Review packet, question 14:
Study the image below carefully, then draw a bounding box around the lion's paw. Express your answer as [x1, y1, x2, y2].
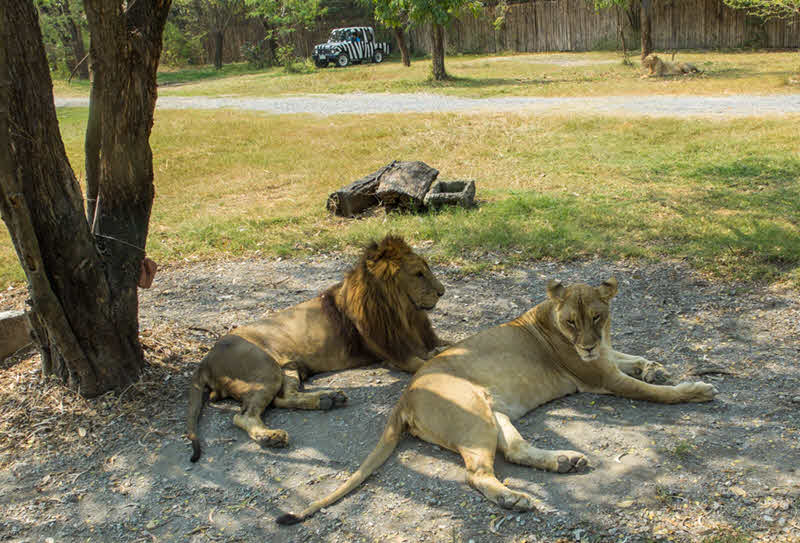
[676, 381, 717, 402]
[497, 490, 540, 512]
[641, 362, 672, 385]
[318, 390, 348, 410]
[259, 429, 289, 449]
[554, 451, 588, 473]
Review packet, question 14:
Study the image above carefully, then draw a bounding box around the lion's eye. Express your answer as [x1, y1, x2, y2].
[566, 319, 575, 328]
[593, 315, 601, 323]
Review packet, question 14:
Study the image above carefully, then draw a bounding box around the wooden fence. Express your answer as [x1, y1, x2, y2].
[408, 0, 800, 55]
[207, 0, 799, 64]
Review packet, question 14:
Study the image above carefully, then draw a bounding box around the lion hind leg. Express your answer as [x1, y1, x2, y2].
[273, 368, 347, 410]
[233, 393, 288, 448]
[460, 446, 541, 512]
[494, 412, 587, 474]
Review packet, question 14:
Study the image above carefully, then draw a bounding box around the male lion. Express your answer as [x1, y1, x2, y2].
[277, 277, 716, 524]
[187, 235, 448, 462]
[641, 54, 702, 78]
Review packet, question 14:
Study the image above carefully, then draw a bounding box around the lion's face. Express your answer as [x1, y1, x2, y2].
[397, 253, 445, 311]
[547, 278, 618, 362]
[364, 236, 445, 311]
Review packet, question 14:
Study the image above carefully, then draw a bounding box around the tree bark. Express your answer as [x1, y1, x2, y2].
[640, 0, 653, 60]
[393, 27, 410, 67]
[1, 0, 171, 397]
[213, 30, 223, 70]
[430, 23, 447, 80]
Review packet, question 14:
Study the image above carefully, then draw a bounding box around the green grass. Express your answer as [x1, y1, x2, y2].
[157, 63, 267, 86]
[51, 50, 800, 99]
[2, 106, 796, 287]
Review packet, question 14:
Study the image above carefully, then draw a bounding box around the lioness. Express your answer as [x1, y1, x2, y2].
[187, 235, 448, 462]
[642, 54, 702, 77]
[277, 277, 717, 523]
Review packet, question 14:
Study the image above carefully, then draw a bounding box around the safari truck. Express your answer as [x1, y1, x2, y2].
[312, 26, 391, 68]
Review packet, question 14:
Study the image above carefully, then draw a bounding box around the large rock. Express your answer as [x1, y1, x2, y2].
[374, 161, 439, 212]
[424, 180, 476, 209]
[326, 161, 439, 216]
[326, 163, 390, 217]
[0, 310, 32, 359]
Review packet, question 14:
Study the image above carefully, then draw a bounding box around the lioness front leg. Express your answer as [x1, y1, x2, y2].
[612, 350, 672, 384]
[272, 367, 347, 411]
[605, 371, 716, 404]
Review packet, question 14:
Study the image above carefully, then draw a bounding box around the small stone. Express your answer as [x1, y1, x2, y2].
[791, 396, 800, 404]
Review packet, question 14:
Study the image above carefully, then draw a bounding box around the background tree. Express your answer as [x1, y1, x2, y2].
[366, 0, 412, 67]
[592, 0, 636, 61]
[162, 3, 206, 66]
[407, 0, 481, 80]
[724, 0, 800, 18]
[640, 0, 653, 60]
[1, 0, 171, 397]
[35, 0, 89, 79]
[175, 0, 247, 70]
[246, 0, 326, 67]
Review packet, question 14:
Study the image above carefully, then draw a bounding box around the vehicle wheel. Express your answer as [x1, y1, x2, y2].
[373, 50, 384, 63]
[336, 53, 349, 67]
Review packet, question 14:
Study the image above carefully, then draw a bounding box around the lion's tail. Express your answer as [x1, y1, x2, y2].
[275, 403, 406, 525]
[187, 365, 210, 463]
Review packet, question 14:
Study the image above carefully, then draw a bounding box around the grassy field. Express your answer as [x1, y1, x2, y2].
[2, 92, 797, 287]
[51, 50, 800, 99]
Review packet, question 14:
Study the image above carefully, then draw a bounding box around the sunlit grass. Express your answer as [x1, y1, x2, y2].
[51, 50, 800, 100]
[2, 107, 795, 287]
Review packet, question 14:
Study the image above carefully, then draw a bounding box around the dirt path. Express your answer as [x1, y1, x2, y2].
[1, 254, 798, 542]
[54, 92, 800, 118]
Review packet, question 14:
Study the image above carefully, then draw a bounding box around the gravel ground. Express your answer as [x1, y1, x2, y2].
[1, 253, 799, 542]
[55, 92, 800, 118]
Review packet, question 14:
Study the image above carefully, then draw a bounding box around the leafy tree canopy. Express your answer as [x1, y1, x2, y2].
[723, 0, 800, 19]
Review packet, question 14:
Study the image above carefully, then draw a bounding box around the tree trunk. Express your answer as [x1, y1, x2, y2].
[430, 23, 447, 81]
[1, 0, 171, 397]
[66, 7, 89, 80]
[640, 0, 653, 60]
[616, 6, 628, 60]
[393, 27, 410, 67]
[213, 30, 223, 70]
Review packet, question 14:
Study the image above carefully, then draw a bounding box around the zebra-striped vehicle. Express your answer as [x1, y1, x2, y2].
[313, 27, 391, 68]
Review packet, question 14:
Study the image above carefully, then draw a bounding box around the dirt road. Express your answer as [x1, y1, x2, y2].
[54, 92, 800, 118]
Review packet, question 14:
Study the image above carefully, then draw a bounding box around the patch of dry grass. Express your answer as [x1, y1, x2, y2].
[51, 51, 800, 100]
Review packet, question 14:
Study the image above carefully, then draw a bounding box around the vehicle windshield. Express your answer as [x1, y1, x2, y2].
[329, 29, 347, 42]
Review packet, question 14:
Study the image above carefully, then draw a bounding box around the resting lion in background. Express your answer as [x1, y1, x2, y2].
[277, 277, 716, 524]
[642, 54, 702, 77]
[187, 235, 448, 462]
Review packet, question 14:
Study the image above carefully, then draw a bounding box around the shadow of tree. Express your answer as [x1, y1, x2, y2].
[1, 260, 798, 542]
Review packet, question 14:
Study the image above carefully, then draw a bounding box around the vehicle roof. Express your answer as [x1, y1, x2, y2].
[331, 27, 373, 32]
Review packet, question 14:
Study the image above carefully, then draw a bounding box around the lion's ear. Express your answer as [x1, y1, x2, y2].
[597, 277, 618, 301]
[546, 279, 565, 302]
[364, 239, 398, 279]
